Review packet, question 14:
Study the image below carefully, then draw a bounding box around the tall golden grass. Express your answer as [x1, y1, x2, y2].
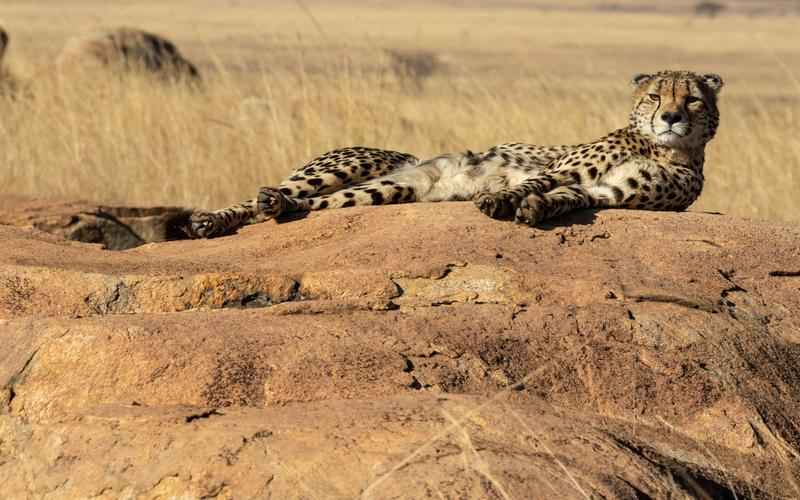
[0, 1, 798, 221]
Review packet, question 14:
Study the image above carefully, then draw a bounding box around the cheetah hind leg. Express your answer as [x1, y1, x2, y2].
[257, 187, 310, 218]
[474, 191, 521, 220]
[185, 199, 258, 238]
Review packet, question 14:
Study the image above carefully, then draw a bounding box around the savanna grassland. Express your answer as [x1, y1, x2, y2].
[0, 0, 798, 221]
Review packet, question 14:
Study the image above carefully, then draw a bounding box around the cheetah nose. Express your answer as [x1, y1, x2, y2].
[661, 112, 683, 126]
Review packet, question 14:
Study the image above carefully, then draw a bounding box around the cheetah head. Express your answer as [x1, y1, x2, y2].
[629, 70, 723, 149]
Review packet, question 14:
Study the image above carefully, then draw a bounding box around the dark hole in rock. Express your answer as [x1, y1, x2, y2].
[670, 468, 740, 500]
[33, 206, 194, 250]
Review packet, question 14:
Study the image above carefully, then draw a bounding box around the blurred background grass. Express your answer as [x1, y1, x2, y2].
[0, 0, 798, 221]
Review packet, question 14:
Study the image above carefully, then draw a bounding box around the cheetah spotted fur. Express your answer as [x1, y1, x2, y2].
[187, 70, 723, 238]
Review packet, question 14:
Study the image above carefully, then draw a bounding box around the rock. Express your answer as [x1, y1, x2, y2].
[1, 199, 799, 498]
[0, 26, 21, 98]
[0, 196, 193, 250]
[56, 27, 201, 82]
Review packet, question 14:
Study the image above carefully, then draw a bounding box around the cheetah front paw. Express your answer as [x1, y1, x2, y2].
[475, 192, 519, 220]
[257, 187, 288, 217]
[514, 194, 545, 226]
[185, 211, 224, 239]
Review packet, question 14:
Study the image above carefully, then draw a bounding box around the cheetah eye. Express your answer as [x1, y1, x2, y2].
[685, 96, 703, 106]
[647, 93, 660, 101]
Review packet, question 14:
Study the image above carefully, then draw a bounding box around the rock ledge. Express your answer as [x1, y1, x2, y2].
[1, 200, 799, 499]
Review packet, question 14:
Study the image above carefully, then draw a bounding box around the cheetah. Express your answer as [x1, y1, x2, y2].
[187, 70, 722, 238]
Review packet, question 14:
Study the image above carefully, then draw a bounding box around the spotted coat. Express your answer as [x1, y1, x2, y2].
[187, 70, 722, 238]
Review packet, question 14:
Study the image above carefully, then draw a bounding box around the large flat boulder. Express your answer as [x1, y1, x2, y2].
[1, 200, 799, 498]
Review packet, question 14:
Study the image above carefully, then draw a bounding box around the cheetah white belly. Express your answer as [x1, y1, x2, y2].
[389, 154, 538, 202]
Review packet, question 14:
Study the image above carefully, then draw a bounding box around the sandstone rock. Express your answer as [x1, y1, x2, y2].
[1, 199, 799, 498]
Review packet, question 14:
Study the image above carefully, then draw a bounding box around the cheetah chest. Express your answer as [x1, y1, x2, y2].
[593, 157, 703, 210]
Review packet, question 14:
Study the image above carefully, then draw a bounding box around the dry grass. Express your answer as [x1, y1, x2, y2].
[0, 0, 798, 222]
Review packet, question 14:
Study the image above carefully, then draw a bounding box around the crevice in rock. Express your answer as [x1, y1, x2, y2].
[149, 474, 180, 492]
[223, 279, 303, 310]
[618, 478, 653, 500]
[89, 486, 114, 498]
[746, 420, 767, 448]
[408, 377, 424, 390]
[251, 430, 273, 440]
[219, 430, 273, 467]
[718, 269, 747, 297]
[224, 292, 274, 309]
[510, 304, 528, 321]
[769, 270, 800, 277]
[611, 437, 750, 500]
[285, 279, 304, 302]
[185, 408, 223, 423]
[628, 293, 720, 313]
[717, 269, 748, 320]
[391, 280, 405, 298]
[686, 238, 722, 248]
[199, 483, 229, 500]
[6, 386, 16, 409]
[670, 469, 738, 500]
[591, 231, 611, 241]
[4, 346, 40, 411]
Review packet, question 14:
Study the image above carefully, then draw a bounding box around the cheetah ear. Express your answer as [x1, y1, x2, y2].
[631, 73, 653, 87]
[702, 73, 724, 94]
